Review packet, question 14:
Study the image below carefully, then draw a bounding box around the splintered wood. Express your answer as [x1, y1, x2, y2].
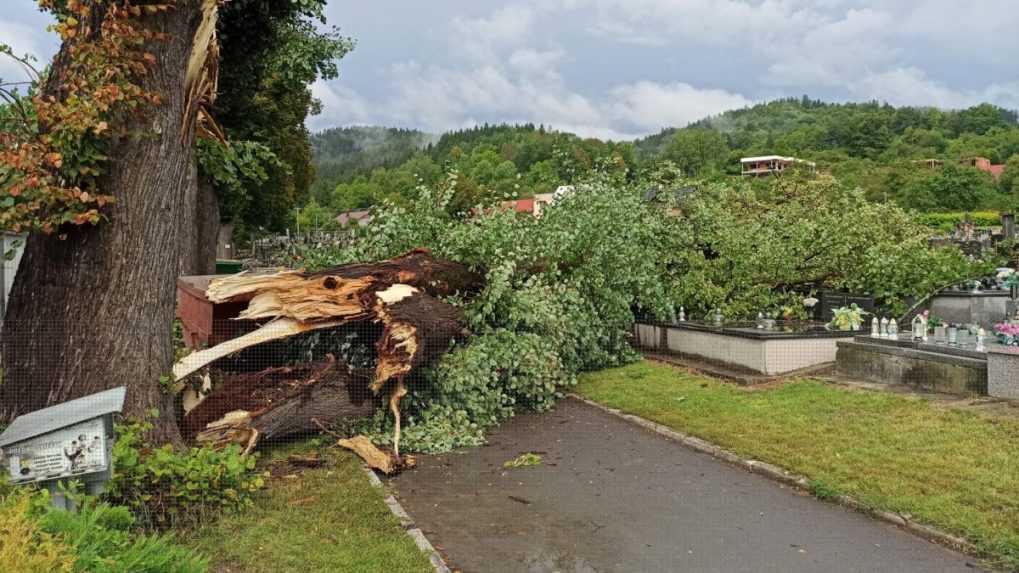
[337, 435, 416, 475]
[172, 249, 482, 464]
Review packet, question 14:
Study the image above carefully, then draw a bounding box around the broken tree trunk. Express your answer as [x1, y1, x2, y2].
[173, 249, 479, 386]
[204, 248, 481, 322]
[183, 358, 374, 449]
[170, 249, 481, 459]
[172, 317, 343, 385]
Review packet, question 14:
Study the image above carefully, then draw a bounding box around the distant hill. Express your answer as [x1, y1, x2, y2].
[310, 126, 434, 200]
[634, 97, 1019, 162]
[307, 99, 1019, 215]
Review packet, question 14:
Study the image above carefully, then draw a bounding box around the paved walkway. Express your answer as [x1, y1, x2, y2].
[389, 398, 983, 573]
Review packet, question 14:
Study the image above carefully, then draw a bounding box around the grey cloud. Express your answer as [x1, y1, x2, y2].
[1, 0, 1016, 139]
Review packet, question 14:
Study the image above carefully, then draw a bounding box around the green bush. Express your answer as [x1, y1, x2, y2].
[326, 174, 681, 452]
[674, 178, 995, 317]
[916, 211, 1002, 232]
[38, 497, 207, 573]
[105, 418, 263, 528]
[362, 329, 574, 453]
[1, 485, 206, 573]
[0, 488, 74, 573]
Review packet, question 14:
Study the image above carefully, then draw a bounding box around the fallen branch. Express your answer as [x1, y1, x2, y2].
[338, 435, 410, 475]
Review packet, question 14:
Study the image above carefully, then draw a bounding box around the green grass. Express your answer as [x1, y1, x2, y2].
[185, 441, 432, 573]
[577, 360, 1019, 569]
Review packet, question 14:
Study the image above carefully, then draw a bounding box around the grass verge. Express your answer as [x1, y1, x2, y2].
[576, 360, 1019, 569]
[185, 440, 432, 573]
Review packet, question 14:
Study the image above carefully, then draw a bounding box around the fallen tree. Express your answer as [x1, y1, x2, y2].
[172, 249, 482, 466]
[182, 357, 374, 449]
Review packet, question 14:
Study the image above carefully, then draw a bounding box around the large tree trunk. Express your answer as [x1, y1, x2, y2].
[0, 1, 210, 443]
[216, 222, 234, 261]
[189, 176, 219, 275]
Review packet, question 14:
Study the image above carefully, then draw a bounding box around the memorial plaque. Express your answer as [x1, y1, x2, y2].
[4, 417, 108, 484]
[0, 387, 126, 508]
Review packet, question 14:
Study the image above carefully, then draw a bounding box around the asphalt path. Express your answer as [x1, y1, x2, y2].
[389, 397, 983, 573]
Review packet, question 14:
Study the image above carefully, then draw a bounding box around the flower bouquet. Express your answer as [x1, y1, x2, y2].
[829, 304, 868, 332]
[994, 322, 1019, 346]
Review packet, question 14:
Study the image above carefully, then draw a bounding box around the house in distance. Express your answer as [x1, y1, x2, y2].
[740, 155, 817, 177]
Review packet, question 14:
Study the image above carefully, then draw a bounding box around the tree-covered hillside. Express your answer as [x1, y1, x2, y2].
[310, 126, 434, 201]
[305, 99, 1019, 224]
[307, 123, 634, 217]
[636, 97, 1018, 161]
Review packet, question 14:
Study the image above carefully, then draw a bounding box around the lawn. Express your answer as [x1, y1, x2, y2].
[185, 440, 432, 573]
[576, 360, 1019, 569]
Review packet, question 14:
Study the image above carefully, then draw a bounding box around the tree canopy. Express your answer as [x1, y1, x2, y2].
[200, 0, 353, 234]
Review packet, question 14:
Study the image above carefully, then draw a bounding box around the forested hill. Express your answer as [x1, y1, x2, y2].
[310, 126, 433, 198]
[304, 99, 1019, 222]
[635, 97, 1019, 161]
[307, 123, 634, 212]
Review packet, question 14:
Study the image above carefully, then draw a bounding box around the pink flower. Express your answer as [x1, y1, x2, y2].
[994, 323, 1019, 337]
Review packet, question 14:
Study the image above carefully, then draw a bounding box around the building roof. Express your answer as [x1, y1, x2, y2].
[0, 387, 126, 447]
[741, 155, 816, 167]
[741, 155, 789, 163]
[514, 198, 535, 213]
[499, 198, 535, 214]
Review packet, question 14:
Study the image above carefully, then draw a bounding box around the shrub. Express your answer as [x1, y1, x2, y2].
[313, 176, 682, 452]
[0, 485, 206, 573]
[105, 418, 263, 528]
[0, 489, 74, 573]
[39, 498, 207, 573]
[674, 178, 994, 317]
[916, 211, 1002, 232]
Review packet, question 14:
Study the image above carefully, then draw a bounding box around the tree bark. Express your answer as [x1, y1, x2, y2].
[216, 222, 234, 261]
[0, 1, 209, 443]
[191, 176, 220, 275]
[183, 358, 374, 445]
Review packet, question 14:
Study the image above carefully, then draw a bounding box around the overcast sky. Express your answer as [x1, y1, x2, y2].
[2, 0, 1017, 139]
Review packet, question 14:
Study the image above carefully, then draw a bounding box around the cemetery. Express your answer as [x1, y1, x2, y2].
[1, 3, 1019, 568]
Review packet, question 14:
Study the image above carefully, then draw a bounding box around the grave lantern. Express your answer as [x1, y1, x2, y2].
[0, 387, 126, 510]
[911, 314, 927, 342]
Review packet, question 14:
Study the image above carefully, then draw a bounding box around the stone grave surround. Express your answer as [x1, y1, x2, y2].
[928, 291, 1011, 331]
[987, 345, 1019, 400]
[836, 334, 1019, 399]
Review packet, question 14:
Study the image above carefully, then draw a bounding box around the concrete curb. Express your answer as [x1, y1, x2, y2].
[568, 393, 979, 558]
[361, 465, 453, 573]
